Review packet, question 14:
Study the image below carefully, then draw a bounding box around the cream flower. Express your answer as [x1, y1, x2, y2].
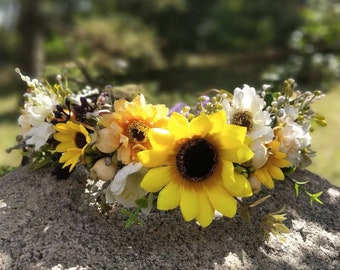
[106, 162, 148, 208]
[90, 158, 117, 181]
[275, 121, 312, 167]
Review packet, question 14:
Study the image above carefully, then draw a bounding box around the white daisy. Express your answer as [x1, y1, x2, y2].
[222, 84, 274, 169]
[222, 84, 273, 142]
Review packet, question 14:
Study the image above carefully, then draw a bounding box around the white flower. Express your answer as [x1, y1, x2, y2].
[25, 122, 55, 151]
[106, 162, 148, 209]
[18, 113, 31, 135]
[25, 92, 58, 126]
[222, 84, 273, 142]
[275, 121, 312, 167]
[16, 68, 59, 127]
[250, 139, 269, 169]
[16, 69, 60, 150]
[222, 84, 274, 170]
[278, 105, 299, 123]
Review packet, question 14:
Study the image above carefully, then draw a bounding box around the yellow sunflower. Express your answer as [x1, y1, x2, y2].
[253, 140, 291, 189]
[96, 94, 169, 164]
[137, 110, 254, 227]
[54, 121, 91, 171]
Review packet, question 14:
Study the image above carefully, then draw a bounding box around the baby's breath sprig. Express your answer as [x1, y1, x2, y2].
[187, 90, 231, 118]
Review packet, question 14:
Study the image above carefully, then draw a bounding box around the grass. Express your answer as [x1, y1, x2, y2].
[0, 81, 339, 187]
[308, 87, 340, 187]
[0, 94, 22, 169]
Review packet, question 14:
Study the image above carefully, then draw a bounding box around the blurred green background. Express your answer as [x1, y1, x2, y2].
[0, 0, 339, 187]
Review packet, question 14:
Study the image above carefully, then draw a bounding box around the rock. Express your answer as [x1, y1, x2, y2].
[0, 166, 339, 270]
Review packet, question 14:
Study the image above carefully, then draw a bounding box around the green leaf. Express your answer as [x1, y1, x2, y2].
[121, 207, 143, 228]
[264, 93, 274, 107]
[308, 191, 323, 205]
[249, 195, 271, 208]
[135, 196, 149, 208]
[294, 183, 299, 197]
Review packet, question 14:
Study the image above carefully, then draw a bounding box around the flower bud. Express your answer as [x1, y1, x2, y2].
[249, 175, 262, 194]
[90, 158, 117, 181]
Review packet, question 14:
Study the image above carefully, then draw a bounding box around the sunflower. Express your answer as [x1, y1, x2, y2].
[96, 94, 169, 164]
[137, 110, 254, 227]
[54, 121, 91, 171]
[252, 140, 291, 189]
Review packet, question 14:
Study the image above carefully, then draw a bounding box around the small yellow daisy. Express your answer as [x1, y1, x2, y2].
[253, 140, 291, 189]
[54, 121, 91, 171]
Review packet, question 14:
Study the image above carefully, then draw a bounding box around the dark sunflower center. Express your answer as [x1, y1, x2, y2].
[232, 111, 253, 131]
[127, 120, 149, 143]
[176, 138, 218, 182]
[75, 132, 87, 148]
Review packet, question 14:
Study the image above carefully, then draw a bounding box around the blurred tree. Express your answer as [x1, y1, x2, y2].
[1, 0, 339, 93]
[262, 0, 340, 87]
[17, 0, 45, 78]
[200, 0, 302, 51]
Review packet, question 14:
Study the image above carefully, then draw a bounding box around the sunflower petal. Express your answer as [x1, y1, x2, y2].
[54, 133, 73, 143]
[140, 166, 173, 192]
[157, 179, 181, 210]
[56, 141, 76, 152]
[180, 182, 199, 221]
[189, 113, 212, 137]
[230, 172, 252, 197]
[224, 124, 247, 142]
[220, 160, 236, 186]
[137, 149, 174, 167]
[168, 112, 190, 139]
[148, 128, 174, 151]
[220, 143, 253, 163]
[208, 110, 226, 134]
[205, 182, 237, 218]
[195, 187, 214, 227]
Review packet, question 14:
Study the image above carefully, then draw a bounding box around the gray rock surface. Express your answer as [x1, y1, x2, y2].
[0, 166, 339, 270]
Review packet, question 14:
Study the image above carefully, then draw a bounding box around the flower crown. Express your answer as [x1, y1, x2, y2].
[11, 68, 327, 239]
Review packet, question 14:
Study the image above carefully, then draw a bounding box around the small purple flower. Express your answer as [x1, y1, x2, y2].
[168, 102, 187, 115]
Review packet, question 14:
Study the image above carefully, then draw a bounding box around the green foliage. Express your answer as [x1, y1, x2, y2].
[0, 166, 15, 177]
[201, 0, 301, 51]
[287, 175, 323, 205]
[267, 0, 340, 86]
[122, 195, 150, 228]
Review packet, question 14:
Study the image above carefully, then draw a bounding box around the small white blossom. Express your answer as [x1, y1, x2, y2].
[25, 122, 55, 151]
[275, 121, 312, 167]
[250, 139, 269, 169]
[16, 69, 60, 150]
[106, 162, 148, 208]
